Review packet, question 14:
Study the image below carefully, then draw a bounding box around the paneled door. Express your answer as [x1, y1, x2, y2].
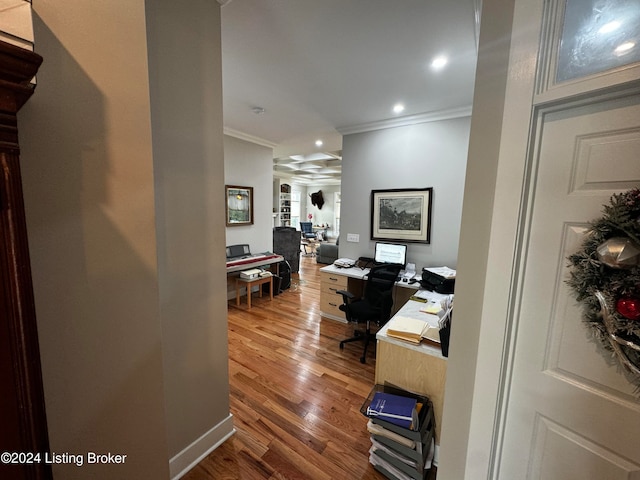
[495, 1, 640, 478]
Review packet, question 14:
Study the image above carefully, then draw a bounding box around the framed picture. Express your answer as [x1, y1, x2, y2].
[371, 188, 432, 243]
[225, 185, 254, 227]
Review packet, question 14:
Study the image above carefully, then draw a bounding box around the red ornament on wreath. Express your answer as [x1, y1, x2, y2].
[617, 297, 640, 321]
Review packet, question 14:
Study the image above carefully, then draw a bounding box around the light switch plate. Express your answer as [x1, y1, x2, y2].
[346, 233, 359, 242]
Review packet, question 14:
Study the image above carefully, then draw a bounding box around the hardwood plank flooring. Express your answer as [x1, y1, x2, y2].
[183, 253, 437, 480]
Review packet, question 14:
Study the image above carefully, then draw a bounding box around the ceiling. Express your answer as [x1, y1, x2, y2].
[220, 1, 480, 185]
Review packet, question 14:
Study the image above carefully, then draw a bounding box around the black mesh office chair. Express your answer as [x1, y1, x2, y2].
[337, 264, 403, 363]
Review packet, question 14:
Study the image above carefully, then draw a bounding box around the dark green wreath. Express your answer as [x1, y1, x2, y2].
[566, 188, 640, 388]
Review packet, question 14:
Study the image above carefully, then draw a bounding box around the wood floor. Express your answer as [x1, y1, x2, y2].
[183, 253, 437, 480]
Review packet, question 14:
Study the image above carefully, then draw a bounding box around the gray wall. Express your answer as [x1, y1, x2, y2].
[225, 135, 274, 253]
[339, 117, 471, 269]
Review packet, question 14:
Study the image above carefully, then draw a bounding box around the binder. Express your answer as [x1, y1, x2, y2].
[366, 392, 419, 430]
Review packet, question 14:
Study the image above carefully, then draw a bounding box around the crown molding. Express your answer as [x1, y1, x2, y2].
[336, 105, 473, 136]
[216, 0, 234, 6]
[223, 127, 278, 149]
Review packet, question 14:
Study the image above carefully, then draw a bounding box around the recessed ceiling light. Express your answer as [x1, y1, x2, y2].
[393, 103, 405, 114]
[315, 139, 323, 147]
[614, 41, 635, 56]
[431, 56, 448, 70]
[599, 20, 621, 34]
[251, 106, 265, 114]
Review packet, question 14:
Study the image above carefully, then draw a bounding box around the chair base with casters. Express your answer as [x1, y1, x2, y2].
[338, 312, 378, 363]
[337, 264, 403, 363]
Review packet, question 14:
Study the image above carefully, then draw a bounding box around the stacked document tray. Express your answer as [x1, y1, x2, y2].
[361, 384, 435, 480]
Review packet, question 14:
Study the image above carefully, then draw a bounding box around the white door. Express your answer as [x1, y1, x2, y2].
[495, 1, 640, 478]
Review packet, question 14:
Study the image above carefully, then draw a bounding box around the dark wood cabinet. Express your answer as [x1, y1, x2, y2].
[0, 40, 51, 480]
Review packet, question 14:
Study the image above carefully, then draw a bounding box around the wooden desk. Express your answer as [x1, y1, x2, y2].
[375, 295, 450, 462]
[318, 264, 419, 322]
[235, 274, 273, 309]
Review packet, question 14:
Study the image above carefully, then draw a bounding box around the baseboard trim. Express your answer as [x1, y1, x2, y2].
[170, 413, 236, 480]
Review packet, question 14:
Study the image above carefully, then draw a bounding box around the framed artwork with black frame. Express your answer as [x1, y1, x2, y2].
[225, 185, 254, 227]
[370, 188, 433, 243]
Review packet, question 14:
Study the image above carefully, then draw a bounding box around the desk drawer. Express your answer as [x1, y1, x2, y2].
[320, 294, 344, 318]
[321, 282, 346, 297]
[320, 271, 349, 288]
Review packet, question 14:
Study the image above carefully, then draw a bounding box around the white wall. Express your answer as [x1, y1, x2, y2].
[20, 1, 169, 478]
[146, 1, 232, 476]
[19, 1, 230, 478]
[300, 183, 340, 239]
[224, 135, 274, 253]
[0, 0, 33, 50]
[438, 0, 516, 478]
[339, 117, 471, 269]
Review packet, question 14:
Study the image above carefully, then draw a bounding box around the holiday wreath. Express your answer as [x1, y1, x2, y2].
[567, 188, 640, 391]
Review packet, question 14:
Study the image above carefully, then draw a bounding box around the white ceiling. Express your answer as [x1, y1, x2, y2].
[221, 1, 480, 185]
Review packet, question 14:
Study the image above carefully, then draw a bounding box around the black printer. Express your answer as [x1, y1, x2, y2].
[421, 267, 456, 294]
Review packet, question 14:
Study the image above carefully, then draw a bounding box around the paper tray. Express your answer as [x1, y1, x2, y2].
[371, 448, 432, 480]
[372, 419, 434, 466]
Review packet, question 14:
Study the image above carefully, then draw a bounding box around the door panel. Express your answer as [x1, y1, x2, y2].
[498, 92, 640, 477]
[530, 417, 640, 480]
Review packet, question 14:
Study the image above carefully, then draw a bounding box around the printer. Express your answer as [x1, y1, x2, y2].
[421, 266, 456, 294]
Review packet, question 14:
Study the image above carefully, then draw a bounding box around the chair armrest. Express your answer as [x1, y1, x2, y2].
[335, 289, 354, 301]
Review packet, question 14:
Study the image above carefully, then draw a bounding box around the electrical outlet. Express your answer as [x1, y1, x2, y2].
[346, 233, 359, 242]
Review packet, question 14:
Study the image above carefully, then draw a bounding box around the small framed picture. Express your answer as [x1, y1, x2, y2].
[225, 185, 254, 227]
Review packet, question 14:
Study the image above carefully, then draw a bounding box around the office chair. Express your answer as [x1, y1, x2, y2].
[337, 264, 403, 363]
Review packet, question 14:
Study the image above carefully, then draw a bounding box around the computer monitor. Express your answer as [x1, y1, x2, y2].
[374, 242, 407, 267]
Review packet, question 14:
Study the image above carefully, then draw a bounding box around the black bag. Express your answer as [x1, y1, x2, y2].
[262, 275, 281, 296]
[278, 260, 291, 291]
[421, 268, 455, 294]
[261, 261, 291, 295]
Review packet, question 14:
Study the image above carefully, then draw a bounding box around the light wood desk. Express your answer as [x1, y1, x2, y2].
[375, 294, 450, 462]
[318, 264, 419, 322]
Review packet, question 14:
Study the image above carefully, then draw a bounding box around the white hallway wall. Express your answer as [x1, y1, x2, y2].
[224, 135, 274, 254]
[19, 1, 230, 478]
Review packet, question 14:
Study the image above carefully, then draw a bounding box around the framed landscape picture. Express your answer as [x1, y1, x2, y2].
[225, 185, 254, 226]
[370, 188, 432, 243]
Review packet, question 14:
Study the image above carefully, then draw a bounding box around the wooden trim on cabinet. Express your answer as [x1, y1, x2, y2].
[0, 40, 51, 480]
